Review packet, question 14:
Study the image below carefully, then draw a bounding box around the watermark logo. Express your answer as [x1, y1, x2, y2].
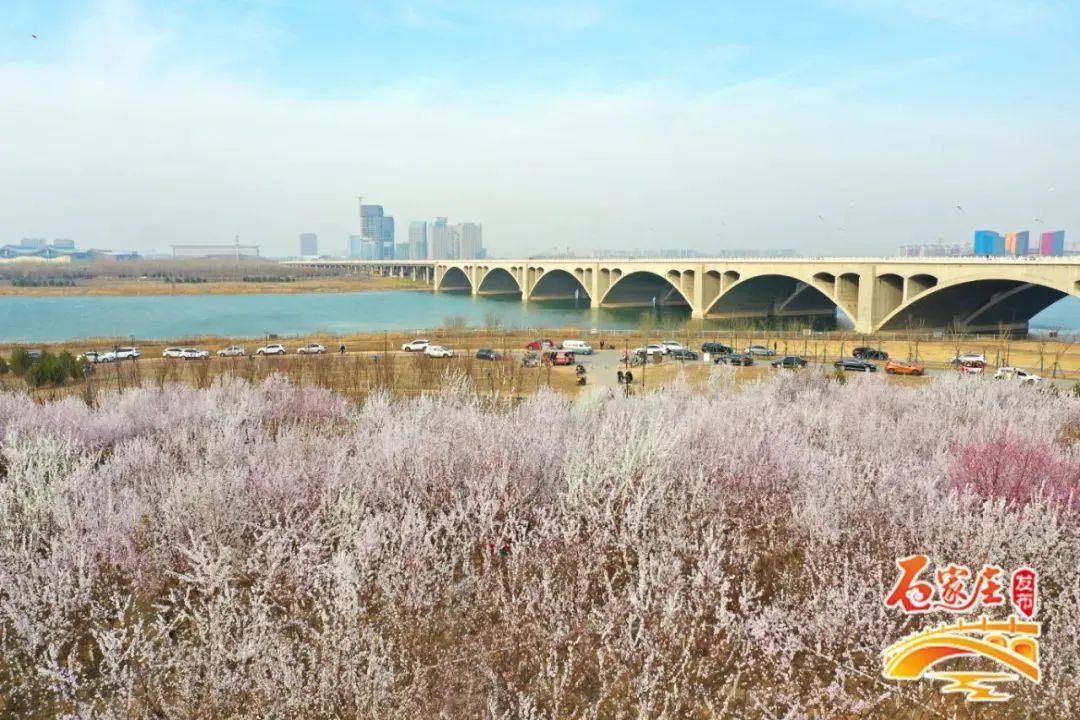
[882, 554, 1040, 703]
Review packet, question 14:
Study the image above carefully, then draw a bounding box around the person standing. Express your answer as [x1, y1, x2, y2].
[617, 370, 625, 384]
[625, 370, 634, 385]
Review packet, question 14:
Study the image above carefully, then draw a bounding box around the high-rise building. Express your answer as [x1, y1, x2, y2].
[52, 238, 75, 249]
[394, 242, 410, 260]
[20, 237, 46, 249]
[429, 217, 454, 259]
[380, 216, 395, 260]
[1040, 230, 1065, 256]
[1004, 231, 1030, 256]
[408, 221, 428, 260]
[973, 230, 1008, 256]
[299, 233, 318, 257]
[457, 222, 484, 259]
[359, 204, 395, 260]
[348, 235, 364, 259]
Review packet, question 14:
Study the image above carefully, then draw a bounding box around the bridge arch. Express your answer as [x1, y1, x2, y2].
[704, 272, 855, 326]
[598, 270, 692, 308]
[875, 273, 1076, 333]
[528, 268, 590, 301]
[437, 266, 472, 293]
[476, 267, 522, 296]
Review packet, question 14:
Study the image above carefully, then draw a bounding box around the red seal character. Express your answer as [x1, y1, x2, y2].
[1010, 568, 1038, 618]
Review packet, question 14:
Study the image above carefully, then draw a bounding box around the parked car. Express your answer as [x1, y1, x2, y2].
[745, 345, 776, 357]
[297, 343, 326, 355]
[669, 348, 699, 361]
[950, 352, 987, 365]
[884, 359, 924, 376]
[475, 348, 500, 360]
[79, 350, 116, 364]
[27, 350, 44, 361]
[771, 355, 808, 369]
[401, 339, 429, 352]
[834, 358, 877, 372]
[994, 366, 1042, 384]
[717, 353, 754, 366]
[551, 351, 575, 366]
[852, 346, 888, 360]
[217, 345, 247, 357]
[162, 347, 186, 358]
[256, 344, 288, 356]
[701, 342, 734, 355]
[660, 341, 685, 354]
[640, 344, 666, 356]
[521, 351, 541, 368]
[425, 345, 454, 358]
[959, 360, 986, 375]
[115, 346, 141, 360]
[561, 340, 593, 355]
[525, 338, 555, 351]
[179, 348, 210, 360]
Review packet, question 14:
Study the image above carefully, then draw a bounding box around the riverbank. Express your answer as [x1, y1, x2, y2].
[0, 274, 423, 296]
[4, 327, 1077, 373]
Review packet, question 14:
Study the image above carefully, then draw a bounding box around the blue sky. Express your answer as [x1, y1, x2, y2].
[1, 0, 1078, 255]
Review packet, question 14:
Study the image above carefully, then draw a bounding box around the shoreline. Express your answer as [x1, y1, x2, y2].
[0, 276, 426, 297]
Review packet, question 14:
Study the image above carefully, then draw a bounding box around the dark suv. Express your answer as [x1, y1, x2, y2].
[852, 347, 888, 360]
[701, 342, 733, 355]
[771, 355, 808, 369]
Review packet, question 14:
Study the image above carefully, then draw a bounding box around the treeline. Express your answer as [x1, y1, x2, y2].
[241, 276, 298, 283]
[10, 278, 78, 287]
[2, 348, 83, 387]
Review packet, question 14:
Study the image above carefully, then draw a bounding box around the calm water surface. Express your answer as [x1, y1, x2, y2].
[1, 291, 1077, 342]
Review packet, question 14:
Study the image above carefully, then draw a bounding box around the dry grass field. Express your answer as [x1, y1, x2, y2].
[3, 329, 1077, 406]
[0, 273, 420, 296]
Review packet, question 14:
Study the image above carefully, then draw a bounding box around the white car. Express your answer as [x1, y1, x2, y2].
[217, 346, 247, 357]
[562, 340, 594, 354]
[660, 341, 685, 353]
[994, 366, 1042, 384]
[424, 345, 455, 358]
[179, 348, 210, 360]
[256, 344, 288, 356]
[402, 339, 430, 352]
[115, 346, 141, 360]
[745, 345, 776, 357]
[79, 350, 116, 364]
[297, 343, 326, 355]
[950, 352, 987, 365]
[162, 347, 186, 358]
[634, 345, 667, 357]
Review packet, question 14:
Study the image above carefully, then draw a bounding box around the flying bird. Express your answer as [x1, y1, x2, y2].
[32, 34, 38, 39]
[955, 204, 966, 214]
[817, 214, 825, 222]
[1034, 217, 1044, 224]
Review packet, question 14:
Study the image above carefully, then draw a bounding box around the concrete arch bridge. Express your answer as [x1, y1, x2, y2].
[284, 258, 1080, 335]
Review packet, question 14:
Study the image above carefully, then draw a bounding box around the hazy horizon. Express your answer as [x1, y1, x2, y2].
[2, 0, 1078, 257]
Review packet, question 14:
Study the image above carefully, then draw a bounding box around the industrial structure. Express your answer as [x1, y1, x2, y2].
[283, 256, 1080, 336]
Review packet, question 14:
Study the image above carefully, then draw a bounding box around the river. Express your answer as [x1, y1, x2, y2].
[1, 291, 1077, 342]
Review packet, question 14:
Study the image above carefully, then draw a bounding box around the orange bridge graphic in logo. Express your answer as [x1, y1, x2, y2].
[881, 555, 1040, 703]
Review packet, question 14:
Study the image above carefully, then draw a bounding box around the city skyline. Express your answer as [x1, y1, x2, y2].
[2, 1, 1078, 257]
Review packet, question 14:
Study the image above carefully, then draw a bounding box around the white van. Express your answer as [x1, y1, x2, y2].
[561, 340, 594, 355]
